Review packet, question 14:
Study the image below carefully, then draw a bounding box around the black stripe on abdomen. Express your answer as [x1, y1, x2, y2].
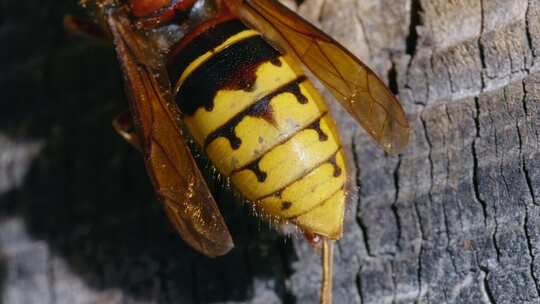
[203, 76, 308, 150]
[175, 35, 282, 116]
[168, 19, 249, 85]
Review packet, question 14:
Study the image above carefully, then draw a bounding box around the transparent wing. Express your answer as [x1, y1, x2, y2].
[107, 11, 233, 257]
[228, 0, 410, 153]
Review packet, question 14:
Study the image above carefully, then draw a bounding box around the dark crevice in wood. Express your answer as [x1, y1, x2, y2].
[523, 146, 539, 206]
[351, 134, 370, 303]
[391, 156, 402, 252]
[356, 208, 375, 258]
[494, 90, 511, 268]
[351, 137, 374, 258]
[419, 113, 435, 231]
[521, 80, 539, 206]
[405, 0, 422, 59]
[525, 0, 537, 60]
[524, 203, 540, 297]
[478, 0, 487, 90]
[356, 268, 365, 304]
[420, 115, 433, 190]
[515, 84, 540, 296]
[523, 78, 540, 141]
[410, 178, 426, 302]
[472, 97, 488, 225]
[387, 59, 399, 95]
[442, 105, 457, 274]
[479, 266, 496, 304]
[415, 239, 424, 302]
[417, 114, 437, 303]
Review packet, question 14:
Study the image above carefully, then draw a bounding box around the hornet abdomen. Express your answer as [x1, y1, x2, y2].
[168, 17, 347, 239]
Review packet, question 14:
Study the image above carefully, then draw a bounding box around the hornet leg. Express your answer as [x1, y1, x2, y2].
[305, 232, 334, 304]
[321, 238, 334, 304]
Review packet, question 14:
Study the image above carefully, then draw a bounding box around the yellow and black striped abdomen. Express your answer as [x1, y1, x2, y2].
[168, 18, 347, 239]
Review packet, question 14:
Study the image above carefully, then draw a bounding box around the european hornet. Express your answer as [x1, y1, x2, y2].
[72, 0, 410, 302]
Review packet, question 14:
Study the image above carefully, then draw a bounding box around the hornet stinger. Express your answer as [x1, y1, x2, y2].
[75, 0, 410, 303]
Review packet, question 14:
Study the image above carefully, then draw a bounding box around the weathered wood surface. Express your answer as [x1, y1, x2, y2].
[1, 0, 539, 303]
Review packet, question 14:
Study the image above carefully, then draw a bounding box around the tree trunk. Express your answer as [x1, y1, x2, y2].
[1, 0, 539, 303]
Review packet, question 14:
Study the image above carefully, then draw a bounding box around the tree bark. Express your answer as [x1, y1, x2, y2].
[1, 0, 539, 303]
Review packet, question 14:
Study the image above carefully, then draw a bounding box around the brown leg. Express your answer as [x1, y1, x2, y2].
[304, 232, 333, 304]
[113, 111, 141, 152]
[320, 238, 334, 304]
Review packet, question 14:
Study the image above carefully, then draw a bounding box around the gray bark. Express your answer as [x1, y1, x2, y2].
[1, 0, 539, 303]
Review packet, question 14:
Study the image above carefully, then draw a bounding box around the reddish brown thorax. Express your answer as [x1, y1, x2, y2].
[128, 0, 198, 27]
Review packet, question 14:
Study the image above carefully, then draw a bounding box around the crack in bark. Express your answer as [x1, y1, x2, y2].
[520, 80, 539, 206]
[416, 112, 438, 304]
[352, 137, 374, 258]
[472, 97, 489, 226]
[486, 102, 502, 263]
[356, 218, 374, 258]
[419, 113, 434, 210]
[405, 0, 422, 60]
[524, 80, 540, 143]
[387, 59, 399, 95]
[412, 186, 425, 303]
[356, 268, 365, 304]
[478, 0, 487, 90]
[479, 266, 496, 304]
[392, 156, 402, 252]
[404, 0, 424, 104]
[443, 105, 458, 274]
[525, 0, 537, 60]
[415, 239, 424, 303]
[513, 84, 540, 297]
[473, 96, 501, 264]
[523, 202, 540, 298]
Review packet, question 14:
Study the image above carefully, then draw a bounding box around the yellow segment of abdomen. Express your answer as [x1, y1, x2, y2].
[172, 24, 347, 239]
[184, 56, 300, 146]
